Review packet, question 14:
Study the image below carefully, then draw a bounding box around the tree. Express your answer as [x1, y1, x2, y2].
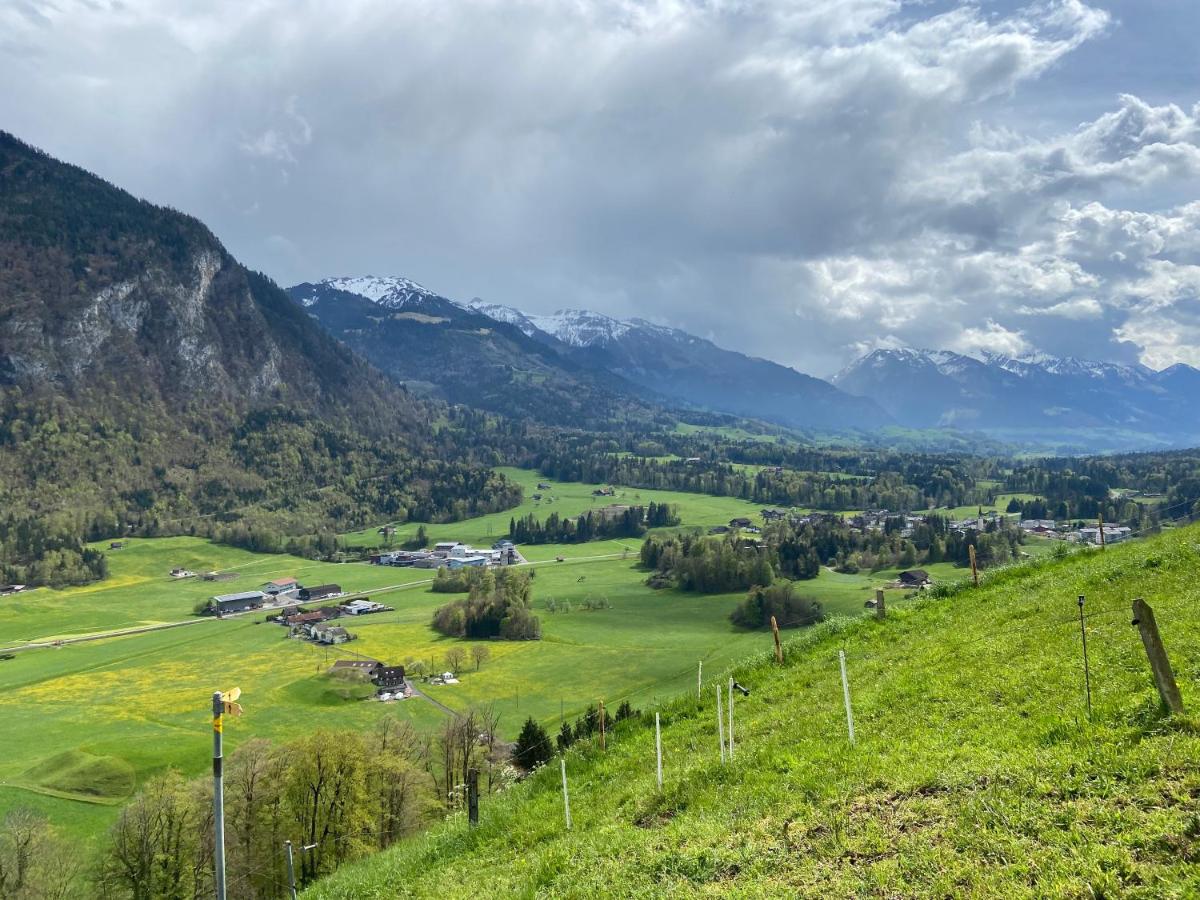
[444, 647, 466, 674]
[0, 809, 80, 900]
[512, 717, 553, 770]
[471, 644, 491, 671]
[556, 721, 574, 752]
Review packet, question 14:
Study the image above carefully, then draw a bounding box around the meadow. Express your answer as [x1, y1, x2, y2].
[312, 524, 1200, 899]
[0, 467, 981, 845]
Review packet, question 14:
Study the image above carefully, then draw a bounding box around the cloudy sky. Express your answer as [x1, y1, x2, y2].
[4, 0, 1199, 376]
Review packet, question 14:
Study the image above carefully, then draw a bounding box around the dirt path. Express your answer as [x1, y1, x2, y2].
[1, 617, 213, 655]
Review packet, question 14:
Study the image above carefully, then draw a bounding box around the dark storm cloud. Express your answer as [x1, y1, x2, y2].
[3, 0, 1200, 375]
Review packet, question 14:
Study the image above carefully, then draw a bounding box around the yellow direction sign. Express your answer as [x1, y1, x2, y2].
[219, 687, 244, 717]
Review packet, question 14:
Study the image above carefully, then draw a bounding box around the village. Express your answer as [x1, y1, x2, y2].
[707, 505, 1132, 546]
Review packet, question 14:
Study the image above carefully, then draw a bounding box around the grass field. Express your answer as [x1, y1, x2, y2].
[340, 467, 774, 552]
[2, 468, 981, 845]
[310, 524, 1200, 899]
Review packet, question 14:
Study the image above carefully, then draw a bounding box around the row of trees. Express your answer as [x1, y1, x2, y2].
[507, 502, 678, 544]
[12, 707, 517, 899]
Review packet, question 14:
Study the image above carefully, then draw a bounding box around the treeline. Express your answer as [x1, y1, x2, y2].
[508, 502, 678, 544]
[431, 568, 541, 640]
[0, 514, 107, 587]
[513, 433, 997, 512]
[1, 710, 511, 899]
[641, 516, 1028, 592]
[0, 394, 522, 586]
[1008, 450, 1200, 526]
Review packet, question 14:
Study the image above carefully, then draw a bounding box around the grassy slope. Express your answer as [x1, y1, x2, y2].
[310, 526, 1200, 899]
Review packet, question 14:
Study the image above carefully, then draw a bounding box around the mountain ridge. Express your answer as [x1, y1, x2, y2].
[294, 277, 889, 433]
[835, 347, 1200, 447]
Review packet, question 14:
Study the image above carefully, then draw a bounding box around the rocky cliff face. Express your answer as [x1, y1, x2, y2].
[0, 131, 409, 427]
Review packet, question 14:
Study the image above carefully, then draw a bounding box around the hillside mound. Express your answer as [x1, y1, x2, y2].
[22, 749, 136, 802]
[310, 526, 1200, 898]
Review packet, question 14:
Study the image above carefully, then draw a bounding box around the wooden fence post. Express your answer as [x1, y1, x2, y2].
[875, 588, 886, 620]
[968, 544, 979, 587]
[598, 701, 606, 751]
[467, 768, 479, 826]
[770, 616, 784, 664]
[1098, 515, 1106, 550]
[1132, 598, 1184, 714]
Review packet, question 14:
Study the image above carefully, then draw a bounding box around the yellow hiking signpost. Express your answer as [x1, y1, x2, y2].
[212, 687, 243, 900]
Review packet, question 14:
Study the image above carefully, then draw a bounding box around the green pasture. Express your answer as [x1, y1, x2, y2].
[0, 537, 431, 647]
[312, 525, 1200, 899]
[339, 467, 772, 550]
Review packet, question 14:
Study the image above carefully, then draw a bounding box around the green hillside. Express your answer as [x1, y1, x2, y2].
[309, 526, 1200, 898]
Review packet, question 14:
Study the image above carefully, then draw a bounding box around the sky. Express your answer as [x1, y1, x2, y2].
[3, 0, 1200, 378]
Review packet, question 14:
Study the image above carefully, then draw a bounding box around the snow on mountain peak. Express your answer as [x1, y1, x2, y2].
[319, 275, 444, 310]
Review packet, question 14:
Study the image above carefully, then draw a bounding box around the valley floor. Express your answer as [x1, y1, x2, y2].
[0, 469, 956, 845]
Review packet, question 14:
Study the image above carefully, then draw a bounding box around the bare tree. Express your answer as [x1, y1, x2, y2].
[471, 644, 491, 671]
[444, 647, 466, 674]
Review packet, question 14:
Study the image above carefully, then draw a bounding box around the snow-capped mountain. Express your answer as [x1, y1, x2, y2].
[284, 278, 655, 430]
[466, 302, 888, 431]
[834, 348, 1200, 447]
[294, 275, 441, 310]
[291, 278, 888, 432]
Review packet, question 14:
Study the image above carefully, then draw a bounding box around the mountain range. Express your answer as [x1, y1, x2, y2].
[289, 277, 887, 432]
[835, 348, 1200, 448]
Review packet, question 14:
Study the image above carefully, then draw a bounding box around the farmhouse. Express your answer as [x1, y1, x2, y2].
[373, 665, 407, 689]
[897, 569, 932, 588]
[0, 584, 27, 596]
[761, 508, 789, 521]
[263, 577, 300, 595]
[537, 482, 551, 490]
[169, 568, 196, 579]
[299, 584, 342, 603]
[285, 611, 324, 627]
[211, 590, 266, 615]
[313, 625, 354, 645]
[729, 517, 753, 529]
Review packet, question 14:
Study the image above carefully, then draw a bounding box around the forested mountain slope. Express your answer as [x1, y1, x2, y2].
[311, 527, 1200, 898]
[0, 133, 518, 585]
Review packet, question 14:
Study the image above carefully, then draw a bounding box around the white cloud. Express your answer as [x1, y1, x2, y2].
[6, 0, 1200, 375]
[951, 320, 1031, 359]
